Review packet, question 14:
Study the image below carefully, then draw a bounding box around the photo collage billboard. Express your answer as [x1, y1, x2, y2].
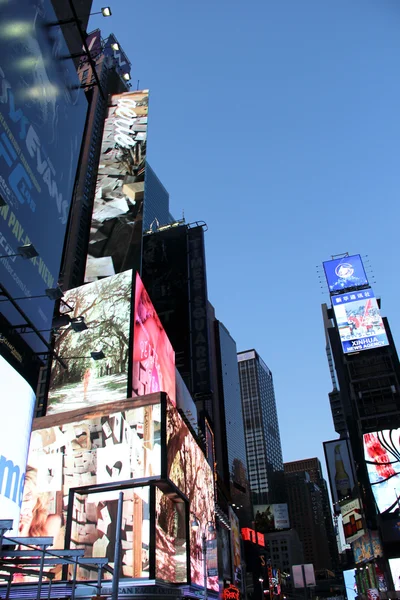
[323, 254, 368, 294]
[364, 428, 400, 514]
[18, 398, 162, 580]
[332, 289, 388, 354]
[48, 271, 133, 413]
[324, 439, 356, 512]
[0, 0, 86, 352]
[341, 498, 365, 544]
[85, 90, 149, 282]
[166, 400, 218, 590]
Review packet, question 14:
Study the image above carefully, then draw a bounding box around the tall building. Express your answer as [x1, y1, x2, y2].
[143, 164, 172, 231]
[237, 350, 284, 508]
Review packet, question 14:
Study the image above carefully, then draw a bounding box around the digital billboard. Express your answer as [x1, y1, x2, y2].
[47, 270, 132, 414]
[343, 569, 358, 600]
[340, 499, 365, 544]
[254, 504, 290, 531]
[323, 255, 368, 293]
[166, 401, 218, 591]
[155, 486, 187, 583]
[389, 558, 400, 592]
[132, 273, 176, 405]
[324, 439, 356, 511]
[0, 0, 86, 352]
[364, 429, 400, 514]
[18, 398, 161, 579]
[351, 530, 382, 564]
[332, 289, 389, 354]
[0, 355, 35, 535]
[229, 507, 241, 577]
[85, 90, 148, 282]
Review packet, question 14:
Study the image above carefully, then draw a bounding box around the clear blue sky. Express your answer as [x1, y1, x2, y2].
[89, 0, 400, 470]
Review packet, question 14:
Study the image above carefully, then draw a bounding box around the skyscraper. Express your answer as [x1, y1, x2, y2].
[237, 350, 284, 508]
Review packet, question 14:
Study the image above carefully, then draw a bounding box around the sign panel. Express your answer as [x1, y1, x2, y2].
[351, 530, 383, 564]
[79, 29, 102, 66]
[47, 270, 132, 413]
[332, 289, 389, 354]
[0, 0, 86, 351]
[103, 34, 131, 78]
[340, 499, 365, 544]
[254, 503, 290, 531]
[85, 90, 148, 282]
[0, 355, 35, 535]
[132, 273, 176, 405]
[389, 558, 400, 592]
[364, 429, 400, 514]
[323, 255, 368, 293]
[324, 439, 356, 511]
[343, 569, 358, 600]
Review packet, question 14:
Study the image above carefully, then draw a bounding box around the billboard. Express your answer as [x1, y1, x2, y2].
[0, 0, 86, 351]
[324, 439, 356, 510]
[103, 34, 131, 78]
[340, 499, 365, 544]
[343, 569, 358, 600]
[292, 564, 316, 588]
[332, 289, 389, 354]
[229, 507, 241, 576]
[85, 90, 148, 282]
[132, 273, 176, 405]
[19, 398, 161, 579]
[155, 486, 187, 583]
[47, 270, 132, 414]
[389, 558, 400, 592]
[79, 29, 102, 66]
[166, 401, 218, 591]
[254, 504, 290, 531]
[0, 355, 35, 535]
[364, 429, 400, 514]
[323, 255, 368, 293]
[351, 530, 383, 564]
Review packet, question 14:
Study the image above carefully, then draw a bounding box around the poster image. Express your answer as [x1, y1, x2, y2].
[155, 486, 187, 584]
[351, 530, 383, 564]
[343, 569, 358, 600]
[389, 558, 400, 592]
[323, 255, 368, 293]
[364, 428, 400, 514]
[132, 273, 176, 405]
[48, 270, 132, 413]
[324, 438, 356, 510]
[332, 289, 389, 354]
[340, 499, 365, 544]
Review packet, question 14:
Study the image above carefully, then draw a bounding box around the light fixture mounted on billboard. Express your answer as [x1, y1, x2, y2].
[0, 243, 38, 261]
[111, 42, 120, 51]
[122, 72, 131, 81]
[47, 7, 112, 26]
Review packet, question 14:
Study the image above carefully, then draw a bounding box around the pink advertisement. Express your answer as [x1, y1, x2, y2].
[132, 273, 176, 405]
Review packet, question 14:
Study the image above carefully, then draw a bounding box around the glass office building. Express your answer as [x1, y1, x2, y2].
[238, 350, 284, 507]
[143, 163, 172, 231]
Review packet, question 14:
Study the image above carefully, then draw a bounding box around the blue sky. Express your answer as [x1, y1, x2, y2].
[89, 0, 400, 469]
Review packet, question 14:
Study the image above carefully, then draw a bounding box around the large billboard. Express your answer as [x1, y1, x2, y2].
[343, 569, 358, 600]
[332, 289, 389, 354]
[155, 485, 187, 583]
[324, 439, 356, 511]
[0, 355, 35, 535]
[19, 399, 161, 579]
[364, 429, 400, 514]
[254, 504, 290, 531]
[340, 499, 365, 544]
[103, 34, 131, 78]
[132, 273, 176, 405]
[389, 559, 400, 592]
[351, 530, 383, 564]
[323, 255, 368, 294]
[166, 401, 218, 591]
[85, 90, 148, 282]
[0, 0, 86, 351]
[47, 271, 132, 413]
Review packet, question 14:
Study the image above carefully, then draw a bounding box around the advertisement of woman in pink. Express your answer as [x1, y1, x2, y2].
[132, 273, 176, 405]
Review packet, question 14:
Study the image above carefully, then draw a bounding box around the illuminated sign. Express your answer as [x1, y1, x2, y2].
[340, 499, 365, 544]
[0, 356, 35, 535]
[241, 527, 264, 546]
[351, 530, 382, 564]
[343, 569, 358, 600]
[389, 559, 400, 592]
[254, 503, 290, 531]
[0, 0, 86, 351]
[223, 585, 240, 600]
[47, 271, 132, 413]
[323, 254, 368, 293]
[324, 439, 356, 512]
[332, 289, 389, 354]
[85, 90, 148, 282]
[364, 429, 400, 514]
[132, 273, 176, 405]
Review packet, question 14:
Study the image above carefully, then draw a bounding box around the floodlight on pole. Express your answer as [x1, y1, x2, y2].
[0, 243, 38, 260]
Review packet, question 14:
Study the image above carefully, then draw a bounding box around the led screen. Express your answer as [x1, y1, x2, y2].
[343, 569, 358, 600]
[389, 559, 400, 592]
[323, 255, 368, 293]
[155, 486, 187, 583]
[332, 289, 388, 354]
[364, 429, 400, 514]
[166, 401, 217, 591]
[132, 273, 176, 405]
[18, 400, 161, 579]
[70, 486, 149, 580]
[0, 356, 35, 535]
[324, 439, 356, 510]
[340, 499, 365, 544]
[254, 504, 290, 531]
[229, 507, 241, 576]
[85, 91, 148, 282]
[0, 0, 86, 353]
[47, 271, 132, 413]
[351, 530, 382, 564]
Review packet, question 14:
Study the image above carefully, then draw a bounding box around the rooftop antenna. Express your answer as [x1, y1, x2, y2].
[137, 79, 140, 90]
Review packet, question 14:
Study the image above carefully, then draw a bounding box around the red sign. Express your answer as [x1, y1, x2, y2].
[241, 527, 264, 546]
[223, 585, 240, 600]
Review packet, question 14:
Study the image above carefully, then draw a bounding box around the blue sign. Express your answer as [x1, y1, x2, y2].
[323, 254, 368, 293]
[332, 288, 389, 354]
[0, 0, 87, 352]
[103, 34, 131, 78]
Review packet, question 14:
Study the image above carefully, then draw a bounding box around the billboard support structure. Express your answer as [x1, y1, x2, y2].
[112, 491, 124, 600]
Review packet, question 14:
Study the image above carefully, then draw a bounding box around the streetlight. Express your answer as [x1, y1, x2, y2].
[191, 517, 216, 600]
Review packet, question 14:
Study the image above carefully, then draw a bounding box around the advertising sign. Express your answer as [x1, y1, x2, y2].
[324, 439, 356, 511]
[364, 428, 400, 514]
[103, 34, 131, 78]
[332, 289, 389, 354]
[254, 504, 290, 531]
[229, 507, 241, 572]
[0, 0, 86, 351]
[323, 255, 368, 293]
[132, 273, 176, 405]
[0, 355, 35, 535]
[389, 558, 400, 592]
[19, 398, 161, 579]
[166, 401, 218, 591]
[343, 569, 358, 600]
[155, 486, 187, 584]
[85, 90, 148, 282]
[292, 564, 316, 588]
[340, 499, 365, 544]
[351, 530, 383, 564]
[47, 270, 132, 413]
[79, 29, 102, 66]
